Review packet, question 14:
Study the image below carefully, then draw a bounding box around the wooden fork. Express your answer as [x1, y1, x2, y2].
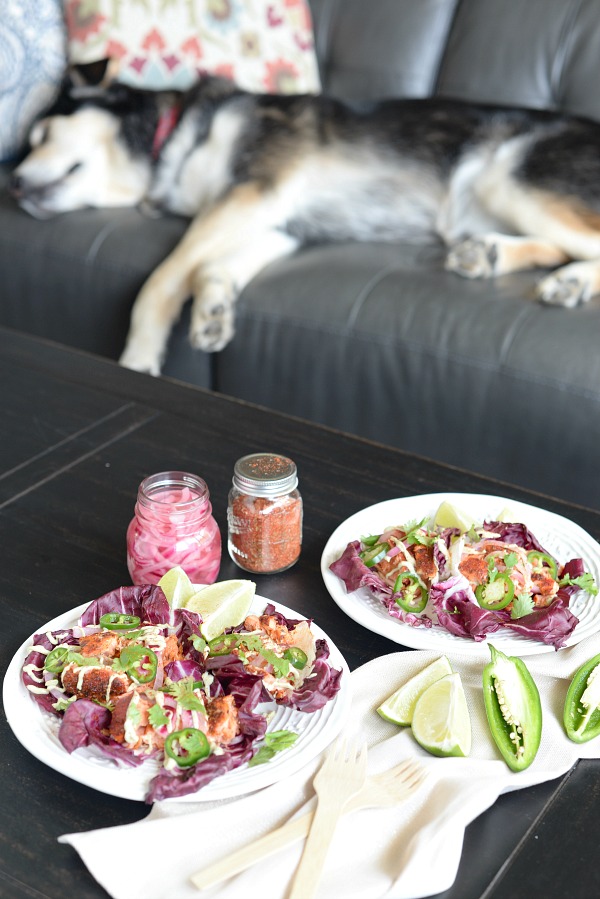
[288, 738, 368, 899]
[190, 757, 426, 892]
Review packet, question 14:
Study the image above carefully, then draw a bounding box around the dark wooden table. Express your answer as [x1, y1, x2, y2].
[1, 326, 598, 899]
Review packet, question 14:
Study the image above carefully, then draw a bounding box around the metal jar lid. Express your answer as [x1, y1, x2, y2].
[232, 453, 298, 497]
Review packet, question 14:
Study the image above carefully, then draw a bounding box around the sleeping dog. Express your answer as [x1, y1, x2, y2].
[10, 72, 600, 375]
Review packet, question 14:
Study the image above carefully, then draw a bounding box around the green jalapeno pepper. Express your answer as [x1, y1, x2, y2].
[44, 645, 71, 674]
[563, 652, 600, 743]
[165, 728, 211, 768]
[99, 613, 141, 631]
[482, 644, 542, 771]
[118, 645, 158, 683]
[208, 633, 240, 656]
[282, 646, 308, 670]
[527, 551, 558, 581]
[359, 542, 390, 567]
[475, 573, 515, 610]
[393, 572, 428, 613]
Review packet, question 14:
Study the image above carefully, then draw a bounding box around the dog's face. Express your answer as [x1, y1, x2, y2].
[11, 103, 151, 219]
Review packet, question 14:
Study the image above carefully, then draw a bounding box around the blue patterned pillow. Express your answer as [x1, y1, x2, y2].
[0, 0, 67, 162]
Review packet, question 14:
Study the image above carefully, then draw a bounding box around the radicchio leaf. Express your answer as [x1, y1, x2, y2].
[58, 699, 143, 766]
[21, 628, 79, 716]
[80, 584, 170, 626]
[482, 521, 548, 554]
[285, 638, 343, 712]
[429, 576, 506, 641]
[504, 597, 579, 649]
[329, 540, 393, 599]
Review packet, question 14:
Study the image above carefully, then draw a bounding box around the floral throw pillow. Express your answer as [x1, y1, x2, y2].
[0, 0, 67, 162]
[64, 0, 321, 94]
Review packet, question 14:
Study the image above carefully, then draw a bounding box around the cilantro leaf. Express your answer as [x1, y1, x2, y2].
[163, 676, 206, 713]
[64, 651, 101, 668]
[503, 552, 518, 569]
[511, 593, 535, 619]
[248, 730, 299, 766]
[264, 730, 299, 750]
[191, 634, 207, 652]
[148, 703, 169, 728]
[403, 518, 433, 546]
[559, 571, 599, 595]
[239, 635, 291, 679]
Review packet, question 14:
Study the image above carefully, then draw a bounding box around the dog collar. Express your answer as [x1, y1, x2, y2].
[152, 105, 180, 159]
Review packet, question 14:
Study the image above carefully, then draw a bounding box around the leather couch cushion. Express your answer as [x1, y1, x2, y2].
[217, 241, 600, 508]
[0, 168, 209, 386]
[311, 0, 600, 121]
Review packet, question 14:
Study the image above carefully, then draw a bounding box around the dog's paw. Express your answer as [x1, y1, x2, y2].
[119, 344, 163, 376]
[445, 237, 499, 279]
[536, 269, 592, 308]
[189, 306, 235, 352]
[190, 271, 236, 352]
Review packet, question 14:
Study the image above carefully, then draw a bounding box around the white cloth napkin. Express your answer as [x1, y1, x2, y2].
[59, 633, 600, 899]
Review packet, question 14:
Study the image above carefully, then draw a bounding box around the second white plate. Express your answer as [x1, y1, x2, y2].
[321, 492, 600, 656]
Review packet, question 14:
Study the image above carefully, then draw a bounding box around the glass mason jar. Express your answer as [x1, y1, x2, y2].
[126, 471, 221, 586]
[227, 453, 303, 574]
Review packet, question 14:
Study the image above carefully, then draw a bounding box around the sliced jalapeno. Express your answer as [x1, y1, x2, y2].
[393, 572, 428, 613]
[44, 645, 71, 674]
[208, 633, 240, 656]
[482, 644, 542, 771]
[99, 613, 141, 631]
[475, 573, 515, 610]
[165, 728, 211, 768]
[118, 645, 158, 684]
[527, 551, 558, 581]
[563, 652, 600, 743]
[282, 647, 308, 670]
[359, 542, 390, 568]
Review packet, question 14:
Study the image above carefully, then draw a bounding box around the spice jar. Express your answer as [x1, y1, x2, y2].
[126, 471, 221, 585]
[227, 453, 302, 574]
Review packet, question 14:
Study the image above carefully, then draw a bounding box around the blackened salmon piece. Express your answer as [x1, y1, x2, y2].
[459, 555, 490, 586]
[531, 570, 559, 597]
[78, 631, 124, 659]
[162, 633, 184, 665]
[412, 545, 437, 582]
[207, 694, 239, 744]
[61, 663, 130, 702]
[109, 692, 134, 742]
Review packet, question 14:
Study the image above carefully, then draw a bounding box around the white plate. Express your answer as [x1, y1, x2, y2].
[3, 596, 351, 802]
[321, 492, 600, 657]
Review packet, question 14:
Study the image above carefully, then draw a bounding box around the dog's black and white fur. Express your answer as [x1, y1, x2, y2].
[11, 73, 600, 374]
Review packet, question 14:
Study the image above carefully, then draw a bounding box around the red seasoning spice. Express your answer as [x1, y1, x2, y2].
[227, 453, 303, 574]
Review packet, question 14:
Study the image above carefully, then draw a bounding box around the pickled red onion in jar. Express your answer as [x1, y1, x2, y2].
[126, 472, 221, 585]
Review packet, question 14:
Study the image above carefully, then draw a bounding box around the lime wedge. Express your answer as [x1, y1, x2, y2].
[411, 672, 471, 757]
[497, 507, 519, 523]
[433, 501, 475, 533]
[377, 656, 453, 725]
[158, 566, 197, 609]
[183, 579, 256, 641]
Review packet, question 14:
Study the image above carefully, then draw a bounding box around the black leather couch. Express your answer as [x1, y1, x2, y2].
[2, 0, 600, 509]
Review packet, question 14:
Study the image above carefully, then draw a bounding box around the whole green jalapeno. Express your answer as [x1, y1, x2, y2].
[563, 652, 600, 743]
[482, 644, 542, 771]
